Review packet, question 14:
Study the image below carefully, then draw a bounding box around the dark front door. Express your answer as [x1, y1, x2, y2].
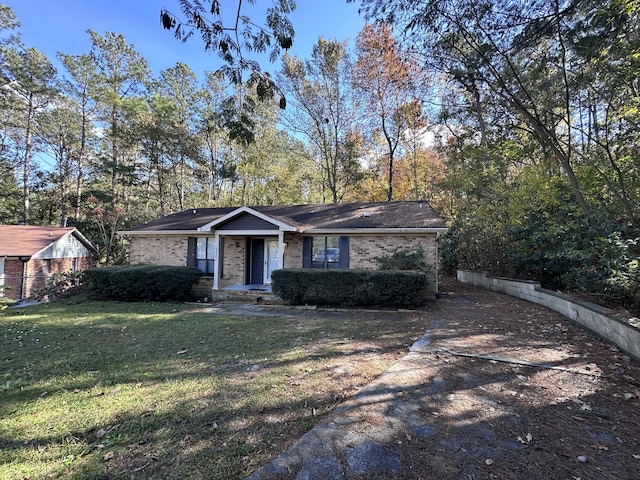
[250, 238, 264, 284]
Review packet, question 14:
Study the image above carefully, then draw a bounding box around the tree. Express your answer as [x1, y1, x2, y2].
[160, 0, 295, 144]
[58, 52, 100, 221]
[353, 23, 422, 201]
[196, 71, 233, 206]
[279, 38, 364, 203]
[37, 100, 85, 226]
[4, 46, 57, 224]
[352, 0, 639, 227]
[143, 63, 202, 213]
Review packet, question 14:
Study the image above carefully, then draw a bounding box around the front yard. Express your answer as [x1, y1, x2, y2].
[0, 301, 426, 479]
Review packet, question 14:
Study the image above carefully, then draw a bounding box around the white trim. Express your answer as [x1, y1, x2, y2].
[29, 229, 96, 259]
[213, 231, 221, 290]
[211, 231, 286, 291]
[197, 206, 296, 232]
[207, 229, 284, 237]
[118, 230, 200, 236]
[0, 257, 5, 294]
[120, 227, 448, 236]
[304, 228, 448, 235]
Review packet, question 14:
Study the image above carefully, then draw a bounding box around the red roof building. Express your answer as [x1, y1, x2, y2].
[0, 225, 96, 300]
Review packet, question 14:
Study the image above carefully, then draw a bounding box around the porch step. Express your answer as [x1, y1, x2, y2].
[212, 289, 283, 304]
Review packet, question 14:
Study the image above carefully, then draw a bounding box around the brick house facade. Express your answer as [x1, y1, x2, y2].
[0, 225, 96, 301]
[121, 202, 447, 298]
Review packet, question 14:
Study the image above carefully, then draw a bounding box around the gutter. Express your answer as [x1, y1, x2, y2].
[303, 228, 448, 235]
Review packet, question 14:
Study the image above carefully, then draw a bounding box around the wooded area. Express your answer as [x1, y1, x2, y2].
[1, 1, 638, 311]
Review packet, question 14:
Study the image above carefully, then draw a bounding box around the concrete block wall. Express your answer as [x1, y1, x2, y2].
[457, 270, 640, 362]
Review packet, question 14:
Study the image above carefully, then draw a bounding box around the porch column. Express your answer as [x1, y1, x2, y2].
[213, 232, 221, 290]
[278, 231, 285, 269]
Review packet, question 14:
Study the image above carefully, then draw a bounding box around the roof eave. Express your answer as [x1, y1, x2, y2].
[118, 229, 201, 236]
[303, 227, 449, 235]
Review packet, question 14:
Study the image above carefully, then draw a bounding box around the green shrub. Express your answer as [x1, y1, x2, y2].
[272, 269, 429, 308]
[33, 271, 85, 301]
[367, 270, 429, 308]
[374, 246, 433, 274]
[83, 265, 203, 302]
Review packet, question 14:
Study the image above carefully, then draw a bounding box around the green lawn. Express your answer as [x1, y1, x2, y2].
[1, 300, 422, 479]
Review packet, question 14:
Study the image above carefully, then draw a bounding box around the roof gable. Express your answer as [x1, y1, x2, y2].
[198, 207, 296, 232]
[0, 225, 95, 257]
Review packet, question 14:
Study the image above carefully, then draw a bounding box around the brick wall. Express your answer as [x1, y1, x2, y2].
[2, 257, 95, 300]
[2, 259, 24, 300]
[220, 236, 245, 288]
[283, 233, 302, 269]
[349, 234, 437, 270]
[127, 232, 439, 293]
[129, 236, 188, 266]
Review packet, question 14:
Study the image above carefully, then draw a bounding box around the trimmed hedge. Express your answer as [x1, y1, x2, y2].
[83, 265, 203, 302]
[271, 269, 429, 308]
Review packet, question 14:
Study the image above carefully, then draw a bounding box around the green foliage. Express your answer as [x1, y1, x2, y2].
[373, 246, 433, 274]
[439, 214, 510, 276]
[32, 271, 85, 301]
[0, 287, 8, 311]
[508, 213, 640, 309]
[83, 265, 203, 301]
[272, 269, 429, 308]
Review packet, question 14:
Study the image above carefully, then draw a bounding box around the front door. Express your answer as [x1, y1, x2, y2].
[249, 238, 279, 285]
[249, 238, 264, 285]
[264, 239, 279, 284]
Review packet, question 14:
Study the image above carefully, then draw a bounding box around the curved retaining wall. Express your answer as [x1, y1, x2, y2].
[456, 270, 640, 362]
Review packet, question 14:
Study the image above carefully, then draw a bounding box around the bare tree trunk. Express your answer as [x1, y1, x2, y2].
[23, 92, 34, 225]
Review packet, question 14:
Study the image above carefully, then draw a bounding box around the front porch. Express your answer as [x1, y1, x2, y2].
[193, 277, 279, 304]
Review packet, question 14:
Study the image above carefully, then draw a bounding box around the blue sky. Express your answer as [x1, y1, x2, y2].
[8, 0, 366, 79]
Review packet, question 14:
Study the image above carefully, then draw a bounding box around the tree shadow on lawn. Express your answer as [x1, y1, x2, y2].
[0, 301, 425, 479]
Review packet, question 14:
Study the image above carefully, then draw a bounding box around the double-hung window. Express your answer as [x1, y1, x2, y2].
[303, 236, 349, 269]
[196, 238, 216, 275]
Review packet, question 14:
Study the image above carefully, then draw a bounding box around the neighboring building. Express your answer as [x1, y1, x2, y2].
[0, 225, 97, 300]
[120, 202, 448, 298]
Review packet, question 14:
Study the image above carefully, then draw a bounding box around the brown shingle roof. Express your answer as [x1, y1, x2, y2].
[0, 225, 77, 257]
[123, 201, 447, 233]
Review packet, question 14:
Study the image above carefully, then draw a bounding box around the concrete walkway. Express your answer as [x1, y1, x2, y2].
[246, 329, 448, 479]
[209, 287, 640, 480]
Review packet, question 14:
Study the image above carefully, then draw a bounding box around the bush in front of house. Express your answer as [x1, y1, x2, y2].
[271, 269, 429, 308]
[83, 265, 203, 301]
[373, 246, 433, 275]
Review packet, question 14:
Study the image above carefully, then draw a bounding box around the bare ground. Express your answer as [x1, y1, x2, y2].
[378, 276, 640, 479]
[272, 276, 640, 479]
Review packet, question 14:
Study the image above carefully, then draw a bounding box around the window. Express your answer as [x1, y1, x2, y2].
[303, 236, 349, 269]
[196, 238, 216, 274]
[312, 237, 340, 269]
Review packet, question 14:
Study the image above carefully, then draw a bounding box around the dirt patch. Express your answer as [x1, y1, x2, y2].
[387, 276, 640, 479]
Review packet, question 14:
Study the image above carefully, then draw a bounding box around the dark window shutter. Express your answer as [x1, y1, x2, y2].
[302, 237, 312, 268]
[186, 237, 196, 267]
[339, 236, 350, 268]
